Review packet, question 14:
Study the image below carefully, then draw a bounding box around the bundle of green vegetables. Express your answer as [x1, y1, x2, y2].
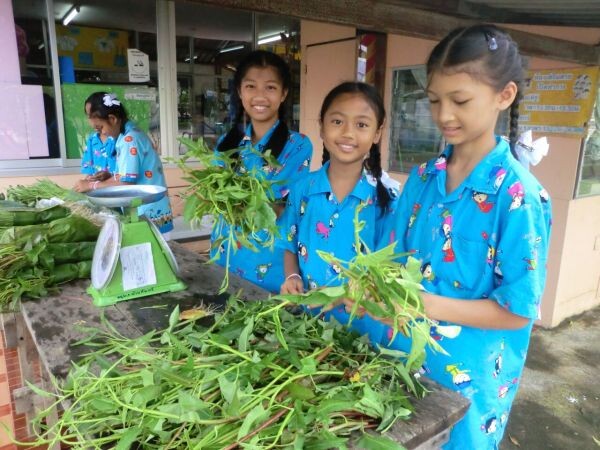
[275, 204, 446, 369]
[25, 298, 427, 449]
[5, 178, 87, 206]
[0, 204, 99, 311]
[176, 138, 282, 289]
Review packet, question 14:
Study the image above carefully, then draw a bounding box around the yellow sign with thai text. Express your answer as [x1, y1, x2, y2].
[56, 25, 129, 70]
[519, 67, 599, 136]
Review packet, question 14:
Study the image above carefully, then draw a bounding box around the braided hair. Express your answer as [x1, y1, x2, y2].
[320, 82, 392, 213]
[426, 24, 525, 159]
[217, 50, 291, 158]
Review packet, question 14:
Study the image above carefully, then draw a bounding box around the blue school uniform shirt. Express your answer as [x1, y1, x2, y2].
[277, 162, 398, 343]
[210, 121, 313, 293]
[379, 137, 552, 449]
[116, 121, 174, 234]
[81, 133, 116, 175]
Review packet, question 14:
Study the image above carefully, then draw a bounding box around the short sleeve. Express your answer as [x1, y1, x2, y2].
[489, 188, 552, 319]
[80, 134, 95, 175]
[117, 133, 141, 182]
[377, 165, 421, 256]
[272, 134, 313, 199]
[275, 180, 303, 253]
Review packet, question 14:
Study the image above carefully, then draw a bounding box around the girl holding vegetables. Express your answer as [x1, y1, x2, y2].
[210, 50, 313, 293]
[374, 24, 552, 449]
[278, 81, 398, 341]
[73, 92, 174, 235]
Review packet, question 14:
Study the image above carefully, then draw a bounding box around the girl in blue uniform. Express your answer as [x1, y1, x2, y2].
[74, 92, 174, 234]
[278, 82, 397, 341]
[80, 92, 117, 178]
[377, 25, 552, 449]
[210, 50, 313, 293]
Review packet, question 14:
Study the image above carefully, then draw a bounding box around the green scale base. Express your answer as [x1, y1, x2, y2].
[88, 219, 186, 307]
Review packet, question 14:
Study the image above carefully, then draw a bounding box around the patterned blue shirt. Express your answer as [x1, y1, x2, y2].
[210, 121, 313, 292]
[379, 137, 552, 449]
[277, 162, 398, 342]
[81, 132, 116, 175]
[116, 121, 173, 233]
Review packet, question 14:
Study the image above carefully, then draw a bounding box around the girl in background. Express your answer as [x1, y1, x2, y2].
[80, 92, 117, 179]
[377, 24, 552, 449]
[210, 50, 313, 292]
[74, 92, 173, 235]
[278, 81, 397, 341]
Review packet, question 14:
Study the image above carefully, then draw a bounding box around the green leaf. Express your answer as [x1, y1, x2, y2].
[237, 404, 269, 440]
[355, 432, 407, 450]
[168, 305, 180, 331]
[115, 427, 142, 450]
[286, 382, 316, 401]
[238, 317, 254, 353]
[25, 381, 55, 398]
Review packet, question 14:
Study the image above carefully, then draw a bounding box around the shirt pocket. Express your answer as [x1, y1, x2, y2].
[432, 233, 489, 292]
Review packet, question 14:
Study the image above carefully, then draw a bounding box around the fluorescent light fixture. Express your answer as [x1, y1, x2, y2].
[219, 45, 244, 54]
[184, 56, 198, 62]
[37, 42, 45, 50]
[62, 5, 80, 26]
[257, 32, 288, 45]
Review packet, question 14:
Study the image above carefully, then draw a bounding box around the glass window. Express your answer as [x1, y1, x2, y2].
[388, 67, 442, 173]
[388, 66, 511, 173]
[577, 87, 600, 197]
[12, 0, 60, 160]
[54, 0, 160, 161]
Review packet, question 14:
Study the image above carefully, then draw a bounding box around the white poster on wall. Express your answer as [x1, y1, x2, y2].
[127, 48, 150, 83]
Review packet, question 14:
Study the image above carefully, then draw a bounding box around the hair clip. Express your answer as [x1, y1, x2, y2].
[103, 93, 121, 107]
[484, 32, 498, 51]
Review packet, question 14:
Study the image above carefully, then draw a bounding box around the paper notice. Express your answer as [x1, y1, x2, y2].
[120, 243, 156, 291]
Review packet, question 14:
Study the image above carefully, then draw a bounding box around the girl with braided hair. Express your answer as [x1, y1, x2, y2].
[210, 50, 312, 292]
[278, 81, 397, 341]
[376, 24, 553, 448]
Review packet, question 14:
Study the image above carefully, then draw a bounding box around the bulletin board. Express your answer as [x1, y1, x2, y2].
[56, 25, 129, 70]
[519, 66, 599, 136]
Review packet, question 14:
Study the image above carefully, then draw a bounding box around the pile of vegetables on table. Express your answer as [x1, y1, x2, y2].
[0, 179, 103, 311]
[24, 297, 433, 450]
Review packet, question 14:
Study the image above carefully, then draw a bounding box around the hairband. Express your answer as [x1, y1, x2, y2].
[484, 32, 498, 51]
[103, 93, 121, 107]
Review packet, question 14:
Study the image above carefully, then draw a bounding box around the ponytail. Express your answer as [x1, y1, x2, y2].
[364, 143, 392, 214]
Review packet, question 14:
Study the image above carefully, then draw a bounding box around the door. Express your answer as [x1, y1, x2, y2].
[302, 38, 357, 169]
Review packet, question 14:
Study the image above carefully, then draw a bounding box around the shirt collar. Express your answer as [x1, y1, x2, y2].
[242, 120, 280, 150]
[425, 136, 512, 194]
[307, 161, 372, 202]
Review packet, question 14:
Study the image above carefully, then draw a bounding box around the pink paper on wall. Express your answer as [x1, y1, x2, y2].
[0, 85, 49, 160]
[0, 0, 21, 84]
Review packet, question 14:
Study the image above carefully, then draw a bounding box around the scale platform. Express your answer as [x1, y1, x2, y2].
[86, 185, 186, 307]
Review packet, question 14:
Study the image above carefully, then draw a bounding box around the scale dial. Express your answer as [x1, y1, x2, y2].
[144, 216, 180, 276]
[91, 217, 122, 290]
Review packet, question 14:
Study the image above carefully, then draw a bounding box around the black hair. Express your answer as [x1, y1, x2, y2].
[86, 91, 129, 134]
[426, 24, 525, 159]
[319, 81, 391, 213]
[217, 50, 291, 159]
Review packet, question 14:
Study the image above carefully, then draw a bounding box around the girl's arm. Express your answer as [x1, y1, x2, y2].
[73, 175, 133, 193]
[421, 292, 530, 329]
[280, 250, 303, 294]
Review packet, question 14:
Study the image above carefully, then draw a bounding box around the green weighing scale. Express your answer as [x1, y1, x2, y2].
[86, 185, 186, 307]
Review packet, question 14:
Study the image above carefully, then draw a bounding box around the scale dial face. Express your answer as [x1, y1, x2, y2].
[91, 217, 122, 290]
[144, 217, 180, 276]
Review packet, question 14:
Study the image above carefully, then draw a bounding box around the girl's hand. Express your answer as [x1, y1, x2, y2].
[73, 179, 93, 193]
[280, 274, 304, 295]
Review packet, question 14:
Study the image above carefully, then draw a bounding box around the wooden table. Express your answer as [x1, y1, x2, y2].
[3, 243, 469, 449]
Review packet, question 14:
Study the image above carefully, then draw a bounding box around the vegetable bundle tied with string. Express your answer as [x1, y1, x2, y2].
[24, 297, 425, 450]
[275, 203, 447, 371]
[176, 138, 283, 289]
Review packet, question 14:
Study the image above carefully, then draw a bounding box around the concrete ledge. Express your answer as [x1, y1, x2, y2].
[171, 215, 213, 242]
